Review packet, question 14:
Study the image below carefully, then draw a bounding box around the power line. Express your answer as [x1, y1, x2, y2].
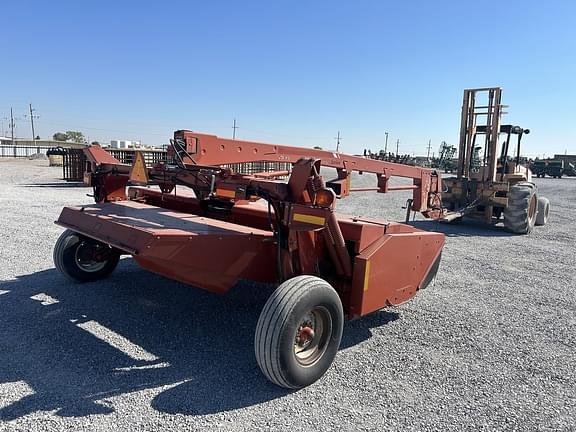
[237, 127, 330, 142]
[38, 121, 170, 136]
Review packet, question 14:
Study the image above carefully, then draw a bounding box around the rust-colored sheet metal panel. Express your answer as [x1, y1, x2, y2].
[336, 215, 386, 253]
[55, 201, 277, 293]
[176, 131, 431, 180]
[84, 144, 121, 165]
[56, 205, 152, 254]
[348, 227, 444, 318]
[128, 187, 274, 232]
[133, 234, 277, 293]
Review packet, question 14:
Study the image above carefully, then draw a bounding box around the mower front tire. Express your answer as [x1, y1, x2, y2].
[54, 229, 120, 282]
[254, 275, 344, 389]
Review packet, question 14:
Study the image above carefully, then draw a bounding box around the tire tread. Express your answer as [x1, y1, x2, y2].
[255, 275, 342, 389]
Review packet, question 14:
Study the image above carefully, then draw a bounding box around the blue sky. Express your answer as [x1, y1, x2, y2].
[2, 0, 575, 157]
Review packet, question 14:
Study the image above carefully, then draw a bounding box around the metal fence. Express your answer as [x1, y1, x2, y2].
[62, 148, 169, 181]
[0, 145, 54, 158]
[221, 161, 291, 176]
[1, 145, 292, 181]
[63, 149, 86, 182]
[107, 149, 167, 165]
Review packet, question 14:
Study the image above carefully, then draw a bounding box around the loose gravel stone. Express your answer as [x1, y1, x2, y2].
[0, 159, 575, 431]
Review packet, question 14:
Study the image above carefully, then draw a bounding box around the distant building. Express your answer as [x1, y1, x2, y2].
[110, 139, 142, 149]
[554, 154, 576, 164]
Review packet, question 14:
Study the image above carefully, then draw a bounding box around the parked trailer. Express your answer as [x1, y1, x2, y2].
[53, 132, 445, 388]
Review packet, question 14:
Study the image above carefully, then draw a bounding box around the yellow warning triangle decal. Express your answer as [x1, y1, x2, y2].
[129, 151, 149, 184]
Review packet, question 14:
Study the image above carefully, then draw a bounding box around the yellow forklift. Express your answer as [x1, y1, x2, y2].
[441, 87, 550, 233]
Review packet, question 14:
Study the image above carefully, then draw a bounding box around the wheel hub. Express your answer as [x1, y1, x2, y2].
[296, 325, 315, 347]
[293, 307, 332, 366]
[75, 241, 109, 272]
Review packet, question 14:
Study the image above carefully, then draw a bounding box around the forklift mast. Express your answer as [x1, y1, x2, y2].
[457, 87, 504, 182]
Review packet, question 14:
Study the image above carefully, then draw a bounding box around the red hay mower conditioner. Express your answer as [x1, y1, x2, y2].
[54, 131, 445, 388]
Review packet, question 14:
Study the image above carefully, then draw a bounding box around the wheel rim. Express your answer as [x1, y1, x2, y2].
[293, 306, 332, 366]
[74, 241, 109, 273]
[528, 195, 537, 220]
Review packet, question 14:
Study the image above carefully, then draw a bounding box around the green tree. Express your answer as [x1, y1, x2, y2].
[65, 131, 86, 143]
[53, 132, 68, 141]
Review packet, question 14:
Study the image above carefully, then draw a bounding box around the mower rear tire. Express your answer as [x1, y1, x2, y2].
[254, 275, 344, 389]
[54, 229, 120, 282]
[503, 182, 538, 234]
[535, 196, 550, 226]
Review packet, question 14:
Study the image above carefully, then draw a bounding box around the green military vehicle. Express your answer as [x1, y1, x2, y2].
[563, 162, 576, 176]
[532, 160, 547, 178]
[546, 160, 564, 178]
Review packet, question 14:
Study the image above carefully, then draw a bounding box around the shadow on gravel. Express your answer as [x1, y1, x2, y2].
[408, 219, 516, 238]
[19, 182, 87, 188]
[340, 310, 399, 350]
[0, 261, 394, 419]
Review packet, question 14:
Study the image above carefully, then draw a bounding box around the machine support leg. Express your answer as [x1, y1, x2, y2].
[404, 199, 414, 223]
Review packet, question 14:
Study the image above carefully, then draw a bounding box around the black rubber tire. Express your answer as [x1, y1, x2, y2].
[535, 196, 550, 226]
[254, 275, 344, 389]
[503, 182, 538, 234]
[420, 253, 442, 289]
[53, 229, 120, 282]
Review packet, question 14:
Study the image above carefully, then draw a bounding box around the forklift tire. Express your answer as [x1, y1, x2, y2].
[254, 275, 344, 389]
[503, 182, 538, 234]
[535, 196, 550, 226]
[54, 229, 120, 282]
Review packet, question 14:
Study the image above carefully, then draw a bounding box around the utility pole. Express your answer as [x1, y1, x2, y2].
[334, 131, 342, 152]
[426, 139, 432, 160]
[26, 104, 39, 143]
[232, 118, 238, 140]
[384, 132, 389, 154]
[10, 108, 15, 145]
[396, 139, 399, 155]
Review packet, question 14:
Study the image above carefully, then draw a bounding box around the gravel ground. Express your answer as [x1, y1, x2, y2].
[1, 158, 575, 431]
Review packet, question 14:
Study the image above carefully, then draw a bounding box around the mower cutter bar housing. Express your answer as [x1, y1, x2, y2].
[56, 196, 443, 319]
